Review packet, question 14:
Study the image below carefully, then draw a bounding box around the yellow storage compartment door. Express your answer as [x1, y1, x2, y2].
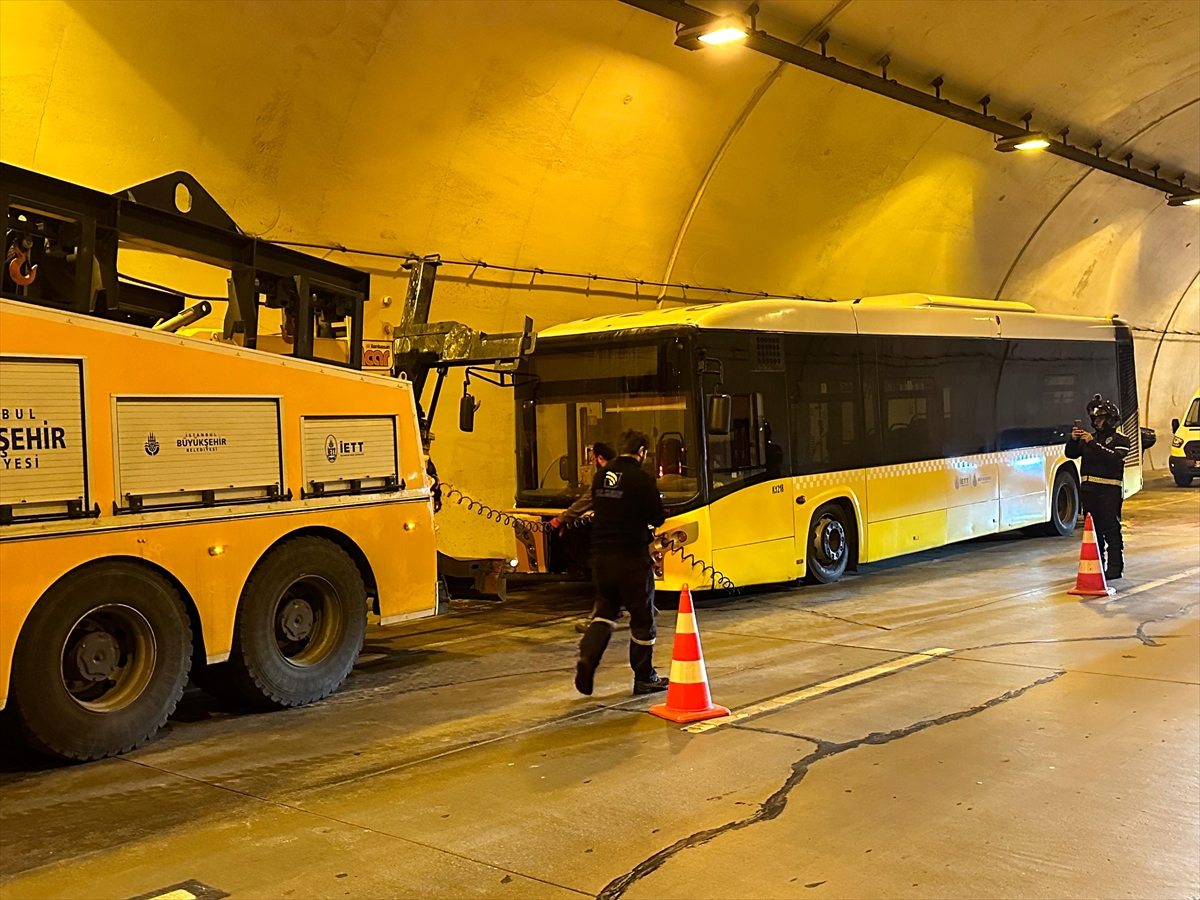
[301, 415, 400, 497]
[113, 396, 283, 511]
[0, 356, 88, 522]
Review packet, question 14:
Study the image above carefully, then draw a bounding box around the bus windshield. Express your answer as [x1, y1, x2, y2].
[515, 333, 700, 508]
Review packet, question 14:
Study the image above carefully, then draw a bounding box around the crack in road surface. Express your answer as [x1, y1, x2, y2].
[597, 672, 1065, 900]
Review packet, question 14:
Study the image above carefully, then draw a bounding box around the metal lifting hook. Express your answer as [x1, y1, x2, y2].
[7, 238, 37, 286]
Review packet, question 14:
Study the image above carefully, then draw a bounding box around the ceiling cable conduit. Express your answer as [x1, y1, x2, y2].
[620, 0, 1198, 202]
[269, 241, 831, 303]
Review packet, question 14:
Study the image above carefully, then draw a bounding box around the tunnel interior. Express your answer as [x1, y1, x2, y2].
[0, 0, 1196, 560]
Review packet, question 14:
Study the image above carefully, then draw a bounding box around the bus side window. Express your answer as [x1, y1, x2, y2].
[997, 340, 1119, 450]
[939, 338, 1003, 456]
[878, 338, 944, 465]
[786, 334, 864, 474]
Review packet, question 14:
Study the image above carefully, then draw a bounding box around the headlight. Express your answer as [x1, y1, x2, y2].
[1173, 436, 1185, 448]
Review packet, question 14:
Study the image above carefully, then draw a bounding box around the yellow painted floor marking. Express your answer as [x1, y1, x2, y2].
[685, 648, 954, 733]
[128, 878, 227, 900]
[1107, 566, 1200, 602]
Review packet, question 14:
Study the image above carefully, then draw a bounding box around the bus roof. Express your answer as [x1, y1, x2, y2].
[538, 293, 1121, 343]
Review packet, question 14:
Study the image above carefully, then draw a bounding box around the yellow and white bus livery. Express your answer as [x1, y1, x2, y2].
[512, 294, 1141, 590]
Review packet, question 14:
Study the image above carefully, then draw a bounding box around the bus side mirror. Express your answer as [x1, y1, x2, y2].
[707, 393, 732, 436]
[1172, 418, 1180, 433]
[459, 392, 479, 432]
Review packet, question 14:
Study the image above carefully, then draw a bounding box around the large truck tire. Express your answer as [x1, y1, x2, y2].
[1028, 468, 1079, 537]
[223, 536, 366, 709]
[804, 502, 850, 584]
[9, 561, 192, 761]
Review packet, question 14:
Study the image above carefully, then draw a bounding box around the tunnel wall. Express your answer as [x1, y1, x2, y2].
[2, 0, 1196, 558]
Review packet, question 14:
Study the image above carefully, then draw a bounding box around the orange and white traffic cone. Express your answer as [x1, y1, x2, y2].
[649, 585, 730, 724]
[1068, 513, 1115, 598]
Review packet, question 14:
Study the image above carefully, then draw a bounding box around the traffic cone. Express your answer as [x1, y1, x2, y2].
[649, 585, 730, 724]
[1068, 513, 1115, 597]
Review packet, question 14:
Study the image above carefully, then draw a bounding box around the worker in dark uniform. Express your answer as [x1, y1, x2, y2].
[1066, 394, 1131, 580]
[547, 442, 615, 635]
[574, 429, 669, 696]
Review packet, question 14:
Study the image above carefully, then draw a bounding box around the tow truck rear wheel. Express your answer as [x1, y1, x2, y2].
[9, 561, 192, 761]
[223, 536, 366, 709]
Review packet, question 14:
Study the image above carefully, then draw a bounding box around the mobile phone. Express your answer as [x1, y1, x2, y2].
[1074, 419, 1083, 429]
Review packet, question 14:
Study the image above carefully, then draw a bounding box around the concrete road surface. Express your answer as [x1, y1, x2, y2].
[2, 476, 1196, 900]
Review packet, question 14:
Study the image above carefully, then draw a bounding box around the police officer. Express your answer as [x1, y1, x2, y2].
[574, 429, 669, 696]
[1066, 394, 1130, 580]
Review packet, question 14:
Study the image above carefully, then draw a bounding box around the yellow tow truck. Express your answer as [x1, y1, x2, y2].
[1, 164, 439, 760]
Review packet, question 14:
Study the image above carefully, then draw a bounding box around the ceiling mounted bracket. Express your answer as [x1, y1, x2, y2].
[620, 0, 1198, 205]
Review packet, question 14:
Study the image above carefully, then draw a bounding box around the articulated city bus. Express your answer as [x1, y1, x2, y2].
[512, 294, 1141, 590]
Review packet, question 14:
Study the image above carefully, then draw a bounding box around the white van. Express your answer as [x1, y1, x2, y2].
[1168, 389, 1200, 487]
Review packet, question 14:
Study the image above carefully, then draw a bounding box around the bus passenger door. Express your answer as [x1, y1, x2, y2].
[787, 333, 871, 574]
[704, 334, 796, 585]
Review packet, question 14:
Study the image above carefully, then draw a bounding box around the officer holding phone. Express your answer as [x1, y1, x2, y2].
[1066, 394, 1130, 580]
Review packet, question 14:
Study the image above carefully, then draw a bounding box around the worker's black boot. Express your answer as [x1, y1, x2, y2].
[574, 660, 595, 696]
[633, 672, 669, 695]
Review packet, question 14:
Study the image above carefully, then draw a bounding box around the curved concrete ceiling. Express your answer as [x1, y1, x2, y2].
[1, 0, 1196, 551]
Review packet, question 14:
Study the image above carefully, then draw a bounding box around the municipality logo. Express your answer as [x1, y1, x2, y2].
[325, 435, 338, 463]
[144, 433, 160, 456]
[603, 470, 620, 487]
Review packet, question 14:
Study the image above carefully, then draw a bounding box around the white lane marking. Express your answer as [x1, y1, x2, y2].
[1107, 567, 1200, 602]
[684, 648, 953, 733]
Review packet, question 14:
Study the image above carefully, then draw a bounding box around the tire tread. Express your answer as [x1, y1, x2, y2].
[223, 536, 366, 710]
[11, 562, 192, 761]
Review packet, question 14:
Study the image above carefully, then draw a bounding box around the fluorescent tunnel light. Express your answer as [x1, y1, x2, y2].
[995, 133, 1052, 153]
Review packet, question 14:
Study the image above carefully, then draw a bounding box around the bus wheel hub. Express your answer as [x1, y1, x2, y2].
[817, 519, 846, 563]
[279, 599, 315, 642]
[75, 632, 121, 682]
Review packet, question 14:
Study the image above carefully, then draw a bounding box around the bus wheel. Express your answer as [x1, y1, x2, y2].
[1031, 469, 1079, 537]
[805, 503, 850, 584]
[10, 561, 192, 761]
[225, 537, 366, 709]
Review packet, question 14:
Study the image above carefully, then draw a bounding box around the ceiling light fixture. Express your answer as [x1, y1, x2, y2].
[996, 132, 1052, 152]
[674, 15, 748, 50]
[624, 0, 1197, 204]
[1166, 192, 1200, 207]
